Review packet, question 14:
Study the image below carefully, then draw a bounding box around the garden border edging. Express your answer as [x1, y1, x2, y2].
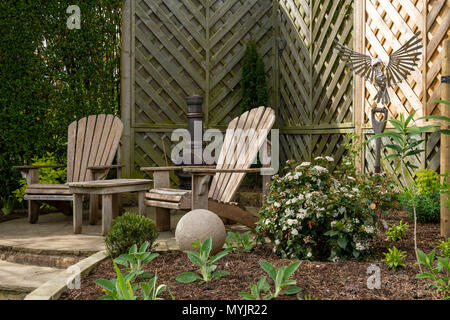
[24, 250, 109, 300]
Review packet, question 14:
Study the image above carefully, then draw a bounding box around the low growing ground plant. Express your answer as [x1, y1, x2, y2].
[416, 247, 449, 300]
[223, 231, 254, 253]
[113, 242, 159, 280]
[176, 238, 229, 284]
[239, 260, 301, 300]
[386, 220, 409, 242]
[95, 262, 169, 300]
[439, 239, 450, 258]
[383, 247, 407, 270]
[105, 213, 159, 258]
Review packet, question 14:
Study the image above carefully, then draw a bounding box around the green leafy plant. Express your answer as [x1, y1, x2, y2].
[297, 293, 318, 300]
[382, 247, 407, 269]
[224, 231, 254, 253]
[1, 196, 15, 215]
[386, 220, 409, 242]
[369, 110, 437, 186]
[416, 168, 440, 194]
[439, 239, 450, 258]
[95, 262, 169, 301]
[105, 213, 159, 258]
[238, 276, 271, 300]
[239, 260, 301, 300]
[400, 187, 441, 223]
[416, 248, 449, 300]
[256, 157, 377, 261]
[140, 273, 170, 300]
[12, 153, 67, 209]
[95, 261, 138, 300]
[113, 242, 159, 280]
[241, 39, 268, 114]
[176, 238, 229, 284]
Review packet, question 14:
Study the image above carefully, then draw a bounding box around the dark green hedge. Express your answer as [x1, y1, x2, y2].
[0, 0, 121, 202]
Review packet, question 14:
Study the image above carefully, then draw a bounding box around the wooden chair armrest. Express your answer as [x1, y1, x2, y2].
[182, 167, 273, 174]
[87, 165, 124, 171]
[13, 165, 65, 170]
[140, 166, 215, 173]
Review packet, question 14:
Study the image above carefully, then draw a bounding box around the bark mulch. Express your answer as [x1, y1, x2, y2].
[60, 211, 447, 300]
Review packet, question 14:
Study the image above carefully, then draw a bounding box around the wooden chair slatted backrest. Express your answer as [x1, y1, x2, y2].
[67, 114, 123, 183]
[209, 107, 275, 203]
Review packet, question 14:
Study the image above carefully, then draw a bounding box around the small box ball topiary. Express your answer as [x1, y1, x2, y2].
[105, 213, 159, 258]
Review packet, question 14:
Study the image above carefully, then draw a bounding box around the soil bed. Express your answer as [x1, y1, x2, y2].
[61, 211, 446, 300]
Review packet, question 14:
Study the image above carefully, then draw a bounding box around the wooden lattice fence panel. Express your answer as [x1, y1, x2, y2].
[361, 0, 449, 175]
[207, 0, 274, 126]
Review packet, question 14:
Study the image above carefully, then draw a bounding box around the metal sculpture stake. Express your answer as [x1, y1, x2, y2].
[371, 107, 388, 173]
[334, 32, 423, 173]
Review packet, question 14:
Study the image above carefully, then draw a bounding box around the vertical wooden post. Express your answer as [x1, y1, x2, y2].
[26, 169, 40, 224]
[441, 39, 450, 238]
[120, 0, 132, 178]
[354, 0, 366, 173]
[73, 194, 83, 234]
[154, 171, 171, 231]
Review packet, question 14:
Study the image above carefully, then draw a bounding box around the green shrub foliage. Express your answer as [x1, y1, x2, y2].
[0, 0, 121, 202]
[105, 213, 159, 258]
[256, 157, 378, 261]
[241, 40, 268, 113]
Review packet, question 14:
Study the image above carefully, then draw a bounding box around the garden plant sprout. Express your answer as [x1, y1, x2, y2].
[239, 260, 301, 300]
[113, 241, 159, 280]
[223, 231, 254, 253]
[382, 247, 407, 270]
[176, 238, 229, 284]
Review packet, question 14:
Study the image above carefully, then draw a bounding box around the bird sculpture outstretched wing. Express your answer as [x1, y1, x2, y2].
[385, 32, 422, 87]
[333, 32, 422, 89]
[333, 41, 375, 83]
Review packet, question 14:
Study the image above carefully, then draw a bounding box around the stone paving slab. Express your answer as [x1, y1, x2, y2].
[0, 260, 62, 293]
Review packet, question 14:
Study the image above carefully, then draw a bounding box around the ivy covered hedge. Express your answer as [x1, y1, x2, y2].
[0, 0, 121, 203]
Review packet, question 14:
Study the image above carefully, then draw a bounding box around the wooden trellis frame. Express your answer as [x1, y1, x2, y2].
[120, 0, 448, 180]
[356, 0, 449, 177]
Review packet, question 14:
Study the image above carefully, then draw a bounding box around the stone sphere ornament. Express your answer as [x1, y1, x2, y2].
[175, 209, 226, 255]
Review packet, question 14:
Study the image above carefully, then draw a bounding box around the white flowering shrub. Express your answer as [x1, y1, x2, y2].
[256, 157, 377, 261]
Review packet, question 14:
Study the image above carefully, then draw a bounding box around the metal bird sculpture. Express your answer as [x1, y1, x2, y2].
[334, 32, 423, 105]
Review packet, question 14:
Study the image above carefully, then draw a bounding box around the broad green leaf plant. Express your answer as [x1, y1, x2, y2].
[113, 242, 159, 280]
[176, 238, 229, 284]
[416, 246, 449, 300]
[369, 110, 437, 186]
[239, 260, 301, 300]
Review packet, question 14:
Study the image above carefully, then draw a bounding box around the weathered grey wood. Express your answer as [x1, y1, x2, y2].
[145, 200, 183, 210]
[67, 121, 77, 183]
[73, 194, 83, 234]
[191, 175, 211, 210]
[153, 171, 171, 231]
[208, 200, 257, 229]
[141, 166, 215, 172]
[24, 194, 74, 201]
[26, 185, 71, 195]
[26, 169, 39, 223]
[138, 191, 146, 216]
[79, 115, 97, 182]
[69, 179, 151, 189]
[73, 117, 87, 182]
[89, 194, 99, 225]
[102, 194, 113, 236]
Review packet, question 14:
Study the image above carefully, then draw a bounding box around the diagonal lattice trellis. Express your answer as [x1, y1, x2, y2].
[361, 0, 449, 178]
[277, 0, 354, 165]
[122, 0, 447, 180]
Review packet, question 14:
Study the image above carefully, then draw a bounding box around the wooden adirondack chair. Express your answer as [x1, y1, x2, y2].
[14, 114, 124, 224]
[141, 106, 275, 231]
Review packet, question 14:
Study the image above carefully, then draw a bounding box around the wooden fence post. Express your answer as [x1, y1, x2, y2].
[441, 39, 450, 238]
[354, 0, 366, 173]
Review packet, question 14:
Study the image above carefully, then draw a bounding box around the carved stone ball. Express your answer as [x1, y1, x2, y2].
[175, 209, 226, 255]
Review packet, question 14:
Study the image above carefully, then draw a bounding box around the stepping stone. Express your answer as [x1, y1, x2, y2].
[0, 260, 62, 300]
